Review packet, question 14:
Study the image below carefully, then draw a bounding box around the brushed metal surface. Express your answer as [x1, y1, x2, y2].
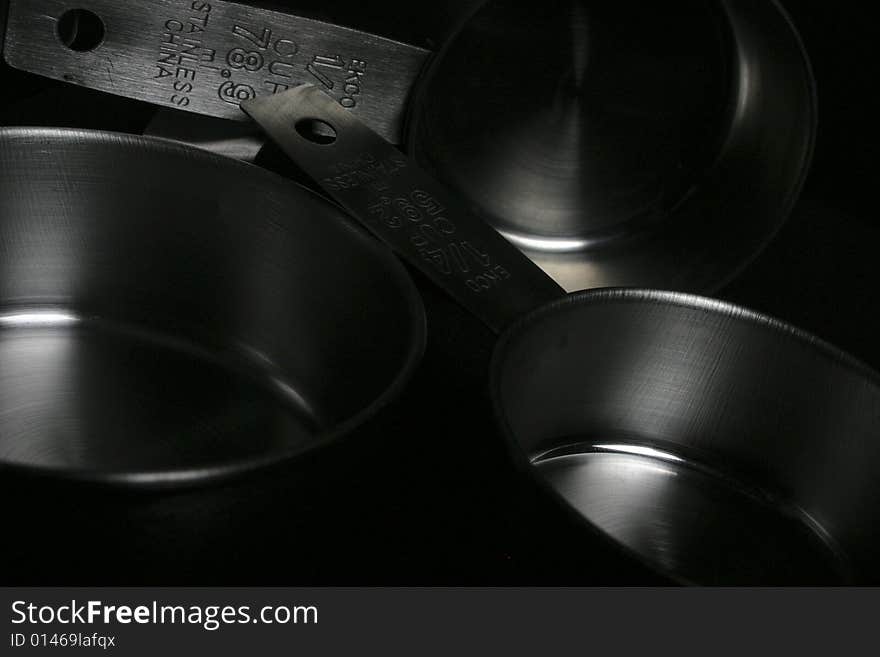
[408, 0, 816, 292]
[243, 84, 566, 333]
[0, 128, 425, 484]
[3, 0, 814, 293]
[2, 0, 429, 142]
[144, 108, 264, 161]
[250, 0, 814, 295]
[491, 290, 880, 584]
[247, 85, 880, 582]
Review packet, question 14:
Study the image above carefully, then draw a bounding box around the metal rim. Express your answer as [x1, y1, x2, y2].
[706, 0, 818, 294]
[0, 128, 428, 490]
[403, 0, 818, 295]
[489, 288, 880, 583]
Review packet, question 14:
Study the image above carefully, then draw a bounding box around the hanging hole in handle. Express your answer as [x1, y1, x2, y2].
[295, 118, 338, 145]
[56, 9, 106, 52]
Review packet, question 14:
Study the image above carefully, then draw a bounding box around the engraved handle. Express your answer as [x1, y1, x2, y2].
[1, 0, 430, 142]
[243, 84, 566, 334]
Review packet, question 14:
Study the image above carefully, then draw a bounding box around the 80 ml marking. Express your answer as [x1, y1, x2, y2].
[208, 22, 299, 104]
[208, 22, 368, 109]
[153, 5, 371, 112]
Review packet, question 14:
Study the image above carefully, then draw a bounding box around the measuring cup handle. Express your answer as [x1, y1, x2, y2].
[2, 0, 429, 143]
[243, 84, 566, 334]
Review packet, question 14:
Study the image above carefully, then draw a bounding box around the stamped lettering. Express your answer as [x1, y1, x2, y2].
[148, 1, 377, 113]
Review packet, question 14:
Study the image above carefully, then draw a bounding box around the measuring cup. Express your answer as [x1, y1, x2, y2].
[243, 85, 880, 584]
[1, 0, 816, 292]
[0, 127, 425, 484]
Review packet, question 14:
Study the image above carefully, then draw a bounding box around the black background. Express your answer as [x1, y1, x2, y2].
[0, 1, 877, 584]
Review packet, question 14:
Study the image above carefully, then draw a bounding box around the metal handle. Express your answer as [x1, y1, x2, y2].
[1, 0, 429, 142]
[243, 84, 566, 334]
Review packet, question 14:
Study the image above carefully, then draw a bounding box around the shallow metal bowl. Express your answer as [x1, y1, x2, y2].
[491, 290, 880, 584]
[0, 128, 425, 486]
[409, 0, 816, 292]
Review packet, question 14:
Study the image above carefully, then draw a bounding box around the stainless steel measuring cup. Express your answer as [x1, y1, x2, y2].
[0, 127, 425, 484]
[1, 0, 816, 292]
[243, 85, 880, 584]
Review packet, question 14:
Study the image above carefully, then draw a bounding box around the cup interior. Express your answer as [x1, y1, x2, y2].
[492, 290, 880, 584]
[0, 129, 425, 484]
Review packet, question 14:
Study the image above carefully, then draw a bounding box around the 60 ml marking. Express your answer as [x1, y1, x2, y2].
[367, 190, 511, 292]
